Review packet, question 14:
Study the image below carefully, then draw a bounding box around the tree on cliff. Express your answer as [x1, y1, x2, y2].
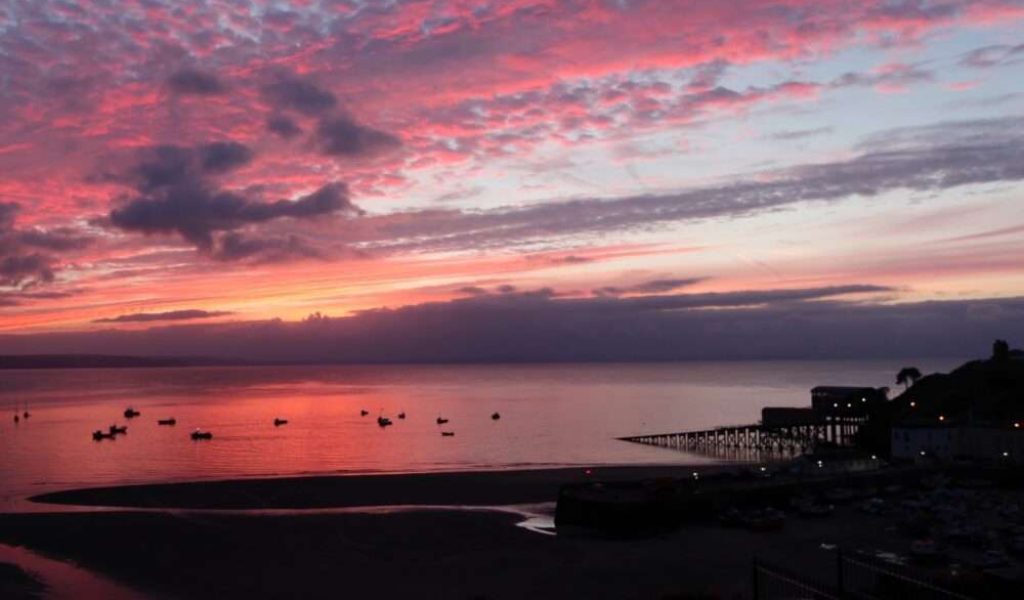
[896, 366, 922, 391]
[993, 339, 1010, 362]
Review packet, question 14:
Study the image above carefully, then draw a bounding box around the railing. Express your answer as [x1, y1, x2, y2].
[840, 553, 974, 600]
[754, 549, 976, 600]
[754, 557, 840, 599]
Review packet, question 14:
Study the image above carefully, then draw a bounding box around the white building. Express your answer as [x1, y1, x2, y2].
[891, 423, 1024, 461]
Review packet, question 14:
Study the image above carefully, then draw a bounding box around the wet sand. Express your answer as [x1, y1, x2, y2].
[0, 507, 889, 600]
[0, 467, 907, 599]
[28, 465, 720, 509]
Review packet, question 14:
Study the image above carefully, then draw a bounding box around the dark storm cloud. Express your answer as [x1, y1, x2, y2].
[455, 284, 556, 297]
[0, 202, 91, 288]
[94, 309, 233, 323]
[959, 43, 1024, 68]
[128, 143, 251, 191]
[766, 127, 834, 141]
[854, 116, 1023, 151]
[314, 115, 402, 157]
[549, 255, 592, 264]
[594, 278, 705, 297]
[432, 186, 483, 203]
[4, 286, 1021, 363]
[687, 60, 729, 91]
[523, 254, 595, 266]
[354, 117, 1024, 253]
[831, 64, 933, 89]
[110, 181, 359, 250]
[258, 72, 399, 157]
[266, 114, 302, 138]
[0, 287, 84, 306]
[106, 142, 361, 255]
[261, 75, 337, 115]
[0, 202, 18, 230]
[456, 286, 488, 296]
[166, 69, 227, 95]
[199, 142, 254, 173]
[0, 252, 54, 287]
[127, 146, 196, 191]
[574, 284, 888, 311]
[213, 232, 324, 262]
[15, 228, 93, 252]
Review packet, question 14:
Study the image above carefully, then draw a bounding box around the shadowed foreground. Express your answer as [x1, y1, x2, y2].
[0, 562, 44, 600]
[3, 468, 914, 599]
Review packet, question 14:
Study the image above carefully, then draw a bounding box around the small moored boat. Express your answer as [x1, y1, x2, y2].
[108, 424, 127, 435]
[274, 418, 288, 426]
[360, 409, 369, 417]
[191, 429, 213, 440]
[436, 416, 449, 425]
[491, 412, 501, 420]
[158, 418, 176, 426]
[441, 431, 455, 437]
[397, 412, 406, 419]
[377, 416, 393, 427]
[124, 407, 140, 418]
[92, 429, 115, 441]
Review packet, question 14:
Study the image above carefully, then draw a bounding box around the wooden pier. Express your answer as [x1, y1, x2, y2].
[619, 420, 836, 455]
[620, 386, 884, 456]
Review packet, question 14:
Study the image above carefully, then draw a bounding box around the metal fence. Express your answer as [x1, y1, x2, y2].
[840, 553, 975, 600]
[754, 550, 976, 600]
[754, 557, 840, 599]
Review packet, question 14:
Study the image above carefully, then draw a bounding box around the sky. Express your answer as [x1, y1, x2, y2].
[0, 0, 1023, 361]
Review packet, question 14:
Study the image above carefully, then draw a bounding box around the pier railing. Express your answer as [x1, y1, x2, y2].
[619, 422, 823, 455]
[620, 413, 868, 457]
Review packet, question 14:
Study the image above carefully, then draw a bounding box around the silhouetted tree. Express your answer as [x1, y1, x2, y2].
[896, 366, 922, 391]
[993, 339, 1010, 362]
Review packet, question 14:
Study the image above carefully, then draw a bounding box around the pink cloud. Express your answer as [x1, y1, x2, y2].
[1, 0, 1021, 321]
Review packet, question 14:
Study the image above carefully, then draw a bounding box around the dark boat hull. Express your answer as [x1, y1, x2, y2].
[555, 480, 700, 533]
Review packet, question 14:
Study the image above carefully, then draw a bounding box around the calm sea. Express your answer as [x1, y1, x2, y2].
[0, 359, 961, 508]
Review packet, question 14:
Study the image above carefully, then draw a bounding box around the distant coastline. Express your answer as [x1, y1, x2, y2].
[0, 353, 968, 370]
[0, 354, 259, 369]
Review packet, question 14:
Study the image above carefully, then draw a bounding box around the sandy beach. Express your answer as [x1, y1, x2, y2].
[28, 465, 720, 510]
[1, 466, 919, 599]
